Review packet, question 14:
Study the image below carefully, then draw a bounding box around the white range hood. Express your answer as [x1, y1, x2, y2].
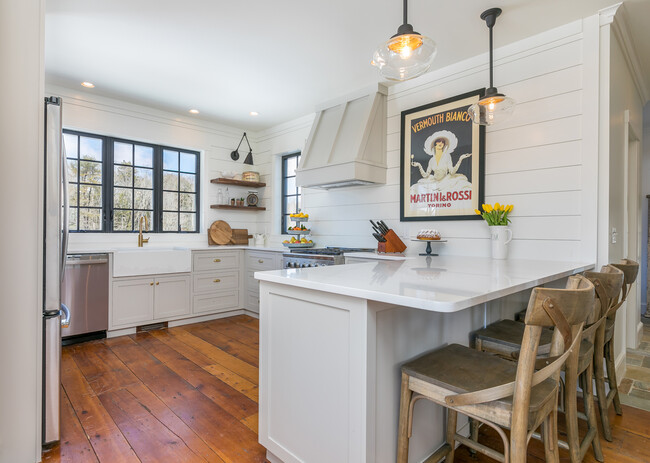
[295, 84, 387, 189]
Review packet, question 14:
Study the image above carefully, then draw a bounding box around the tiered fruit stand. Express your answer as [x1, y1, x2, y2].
[283, 214, 314, 249]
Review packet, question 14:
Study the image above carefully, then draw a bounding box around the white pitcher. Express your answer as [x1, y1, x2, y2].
[490, 226, 513, 259]
[253, 233, 267, 247]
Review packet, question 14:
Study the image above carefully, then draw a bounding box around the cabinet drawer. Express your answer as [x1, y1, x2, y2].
[246, 290, 260, 313]
[193, 251, 240, 272]
[193, 270, 239, 293]
[246, 251, 278, 271]
[193, 290, 239, 315]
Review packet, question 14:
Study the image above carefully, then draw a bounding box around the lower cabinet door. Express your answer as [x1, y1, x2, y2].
[112, 278, 155, 328]
[154, 274, 191, 319]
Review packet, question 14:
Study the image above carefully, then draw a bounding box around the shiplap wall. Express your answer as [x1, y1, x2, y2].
[256, 19, 599, 262]
[46, 85, 268, 246]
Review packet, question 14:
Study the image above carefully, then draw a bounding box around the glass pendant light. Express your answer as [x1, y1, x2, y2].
[371, 0, 437, 81]
[468, 8, 515, 126]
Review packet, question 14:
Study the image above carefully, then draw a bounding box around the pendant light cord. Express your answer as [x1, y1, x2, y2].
[403, 0, 408, 25]
[488, 23, 494, 89]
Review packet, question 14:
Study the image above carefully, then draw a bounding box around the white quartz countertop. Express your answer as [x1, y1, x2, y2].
[255, 255, 594, 313]
[345, 251, 411, 261]
[67, 244, 286, 254]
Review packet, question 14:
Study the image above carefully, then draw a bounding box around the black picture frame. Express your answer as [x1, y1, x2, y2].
[400, 89, 486, 221]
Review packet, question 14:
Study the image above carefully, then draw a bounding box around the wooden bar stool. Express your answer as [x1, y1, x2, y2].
[397, 275, 594, 463]
[594, 259, 639, 441]
[471, 266, 624, 463]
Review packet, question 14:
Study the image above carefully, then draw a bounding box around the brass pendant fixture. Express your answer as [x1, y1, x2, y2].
[371, 0, 437, 81]
[468, 8, 515, 126]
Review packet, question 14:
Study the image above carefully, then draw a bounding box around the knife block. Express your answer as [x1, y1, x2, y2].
[378, 229, 407, 253]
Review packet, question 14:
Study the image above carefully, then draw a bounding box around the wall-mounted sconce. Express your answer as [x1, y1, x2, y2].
[231, 132, 254, 165]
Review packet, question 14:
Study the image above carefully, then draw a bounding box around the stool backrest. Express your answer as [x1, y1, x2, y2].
[611, 259, 639, 304]
[582, 265, 624, 341]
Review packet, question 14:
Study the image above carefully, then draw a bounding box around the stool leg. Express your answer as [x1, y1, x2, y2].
[542, 405, 560, 463]
[397, 372, 413, 463]
[604, 340, 622, 415]
[446, 409, 457, 462]
[564, 355, 580, 463]
[582, 365, 604, 462]
[593, 326, 613, 441]
[469, 418, 479, 454]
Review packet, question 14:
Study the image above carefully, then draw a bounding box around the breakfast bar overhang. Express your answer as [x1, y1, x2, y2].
[256, 256, 593, 463]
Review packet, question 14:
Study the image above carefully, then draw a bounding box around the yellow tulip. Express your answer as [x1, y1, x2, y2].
[495, 202, 501, 211]
[482, 204, 492, 213]
[507, 205, 513, 212]
[475, 209, 481, 215]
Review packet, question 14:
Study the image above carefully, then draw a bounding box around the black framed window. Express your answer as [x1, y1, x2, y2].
[111, 140, 155, 231]
[63, 132, 105, 231]
[62, 129, 200, 233]
[281, 152, 301, 233]
[162, 148, 199, 232]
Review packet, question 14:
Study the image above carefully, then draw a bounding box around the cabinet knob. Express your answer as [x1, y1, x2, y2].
[156, 282, 159, 285]
[213, 279, 221, 283]
[258, 259, 264, 263]
[150, 282, 154, 286]
[214, 258, 221, 263]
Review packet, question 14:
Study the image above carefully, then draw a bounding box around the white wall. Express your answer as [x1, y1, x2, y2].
[45, 86, 270, 248]
[606, 17, 645, 356]
[0, 1, 44, 461]
[256, 19, 600, 263]
[642, 102, 650, 316]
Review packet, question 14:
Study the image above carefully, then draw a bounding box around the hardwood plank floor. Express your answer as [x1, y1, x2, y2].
[43, 314, 650, 463]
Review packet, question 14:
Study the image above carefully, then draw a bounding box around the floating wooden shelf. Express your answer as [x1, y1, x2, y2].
[211, 204, 266, 211]
[210, 178, 266, 188]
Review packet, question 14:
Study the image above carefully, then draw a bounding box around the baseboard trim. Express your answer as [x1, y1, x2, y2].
[615, 349, 627, 385]
[637, 322, 644, 348]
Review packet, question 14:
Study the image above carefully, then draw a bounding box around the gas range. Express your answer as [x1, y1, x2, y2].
[282, 247, 375, 269]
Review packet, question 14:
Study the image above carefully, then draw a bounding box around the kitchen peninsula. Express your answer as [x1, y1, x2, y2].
[256, 256, 593, 463]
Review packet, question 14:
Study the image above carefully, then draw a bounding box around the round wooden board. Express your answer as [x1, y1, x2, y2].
[209, 220, 232, 245]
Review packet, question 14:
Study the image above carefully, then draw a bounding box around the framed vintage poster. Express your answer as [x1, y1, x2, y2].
[400, 89, 485, 221]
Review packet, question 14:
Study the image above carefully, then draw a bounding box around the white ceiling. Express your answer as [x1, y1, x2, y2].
[45, 0, 650, 131]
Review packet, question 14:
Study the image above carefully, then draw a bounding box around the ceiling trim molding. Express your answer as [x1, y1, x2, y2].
[610, 4, 649, 103]
[598, 3, 620, 26]
[46, 84, 246, 139]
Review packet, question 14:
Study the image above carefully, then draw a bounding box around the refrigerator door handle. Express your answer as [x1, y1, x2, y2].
[60, 303, 70, 328]
[60, 134, 69, 283]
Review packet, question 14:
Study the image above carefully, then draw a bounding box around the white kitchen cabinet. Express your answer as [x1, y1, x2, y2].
[111, 274, 190, 329]
[245, 250, 283, 312]
[154, 274, 191, 319]
[191, 250, 242, 315]
[111, 277, 154, 328]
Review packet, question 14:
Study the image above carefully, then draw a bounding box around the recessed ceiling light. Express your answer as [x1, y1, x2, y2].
[81, 82, 95, 88]
[250, 111, 259, 116]
[189, 109, 200, 114]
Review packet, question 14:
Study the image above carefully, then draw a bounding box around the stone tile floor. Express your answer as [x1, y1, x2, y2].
[619, 319, 650, 411]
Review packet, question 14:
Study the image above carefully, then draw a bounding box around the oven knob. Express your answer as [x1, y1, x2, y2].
[302, 263, 308, 268]
[288, 262, 295, 268]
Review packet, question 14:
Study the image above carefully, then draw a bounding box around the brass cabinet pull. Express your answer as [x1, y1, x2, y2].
[258, 259, 264, 263]
[150, 282, 154, 286]
[213, 258, 221, 263]
[213, 279, 221, 283]
[156, 282, 159, 285]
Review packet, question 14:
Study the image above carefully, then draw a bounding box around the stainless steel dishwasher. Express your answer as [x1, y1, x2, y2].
[61, 253, 109, 343]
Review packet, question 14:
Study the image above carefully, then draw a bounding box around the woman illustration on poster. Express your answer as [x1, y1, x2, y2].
[410, 130, 472, 191]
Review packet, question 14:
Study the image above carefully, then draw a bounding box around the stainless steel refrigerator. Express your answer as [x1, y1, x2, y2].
[43, 96, 70, 446]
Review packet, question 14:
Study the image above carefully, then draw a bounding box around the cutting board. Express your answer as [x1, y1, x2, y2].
[208, 220, 232, 245]
[231, 229, 252, 245]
